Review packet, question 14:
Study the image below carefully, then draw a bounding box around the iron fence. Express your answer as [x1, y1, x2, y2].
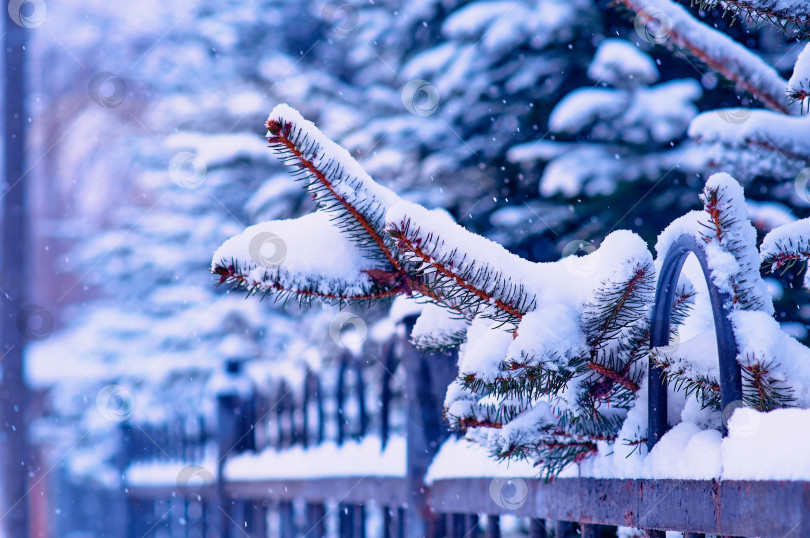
[121, 236, 810, 538]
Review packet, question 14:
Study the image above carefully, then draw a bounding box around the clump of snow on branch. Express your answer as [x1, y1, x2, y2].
[212, 212, 379, 301]
[761, 217, 810, 289]
[586, 38, 659, 87]
[788, 43, 810, 110]
[688, 109, 810, 181]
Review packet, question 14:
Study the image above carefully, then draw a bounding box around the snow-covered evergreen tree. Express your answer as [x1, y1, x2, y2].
[514, 37, 701, 199]
[27, 0, 373, 500]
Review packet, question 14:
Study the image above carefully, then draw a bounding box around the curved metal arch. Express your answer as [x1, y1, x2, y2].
[647, 234, 742, 450]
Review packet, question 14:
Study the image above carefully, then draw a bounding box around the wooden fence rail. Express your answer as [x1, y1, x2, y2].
[122, 238, 810, 537]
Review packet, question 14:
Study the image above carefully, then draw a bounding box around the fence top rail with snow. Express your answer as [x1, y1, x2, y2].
[121, 242, 810, 538]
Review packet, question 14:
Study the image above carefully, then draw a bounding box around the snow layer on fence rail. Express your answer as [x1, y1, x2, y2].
[581, 406, 810, 480]
[223, 436, 406, 481]
[126, 456, 218, 487]
[124, 422, 810, 484]
[425, 437, 539, 484]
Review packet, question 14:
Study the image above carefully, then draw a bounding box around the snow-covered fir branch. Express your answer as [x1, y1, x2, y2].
[687, 109, 810, 182]
[263, 105, 403, 272]
[617, 0, 795, 113]
[387, 212, 537, 327]
[212, 107, 810, 477]
[696, 0, 810, 33]
[788, 43, 810, 110]
[761, 218, 810, 280]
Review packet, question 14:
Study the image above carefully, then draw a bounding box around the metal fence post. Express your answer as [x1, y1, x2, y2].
[303, 371, 327, 537]
[402, 314, 458, 538]
[119, 421, 145, 538]
[528, 518, 546, 538]
[554, 520, 576, 538]
[649, 234, 742, 449]
[216, 358, 259, 537]
[580, 523, 601, 538]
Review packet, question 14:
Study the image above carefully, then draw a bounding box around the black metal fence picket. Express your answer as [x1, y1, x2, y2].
[120, 244, 810, 537]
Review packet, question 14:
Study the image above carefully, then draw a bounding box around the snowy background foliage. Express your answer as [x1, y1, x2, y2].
[12, 0, 810, 534]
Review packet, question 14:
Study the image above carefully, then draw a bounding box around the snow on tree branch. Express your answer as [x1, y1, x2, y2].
[618, 0, 795, 114]
[518, 39, 701, 198]
[761, 217, 810, 286]
[212, 106, 810, 477]
[443, 231, 658, 476]
[212, 212, 400, 306]
[654, 173, 772, 315]
[697, 0, 810, 34]
[386, 204, 539, 327]
[687, 109, 810, 181]
[264, 104, 403, 272]
[788, 43, 810, 111]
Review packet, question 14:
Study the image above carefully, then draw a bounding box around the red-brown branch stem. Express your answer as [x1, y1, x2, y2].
[267, 119, 403, 272]
[391, 225, 525, 321]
